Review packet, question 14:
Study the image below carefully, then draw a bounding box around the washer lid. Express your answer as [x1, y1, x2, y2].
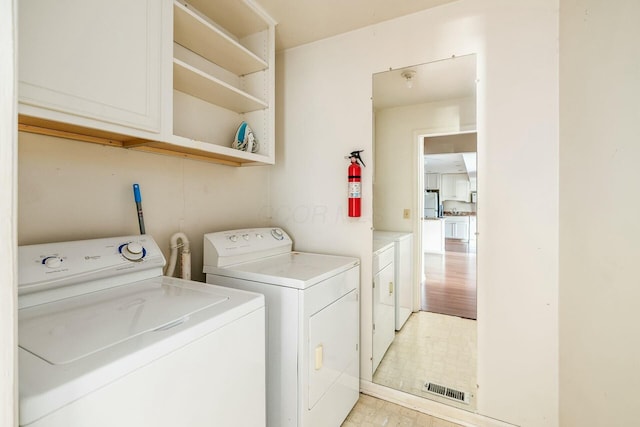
[18, 278, 229, 365]
[209, 252, 360, 290]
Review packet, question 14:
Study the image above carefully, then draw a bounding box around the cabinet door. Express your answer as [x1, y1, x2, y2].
[455, 221, 469, 240]
[19, 0, 162, 132]
[425, 173, 440, 190]
[455, 176, 471, 201]
[445, 222, 455, 238]
[441, 174, 456, 200]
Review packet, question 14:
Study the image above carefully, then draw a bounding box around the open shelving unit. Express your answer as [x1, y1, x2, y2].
[165, 0, 275, 165]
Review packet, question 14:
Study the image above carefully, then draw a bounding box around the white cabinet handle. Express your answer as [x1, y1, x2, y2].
[388, 281, 394, 295]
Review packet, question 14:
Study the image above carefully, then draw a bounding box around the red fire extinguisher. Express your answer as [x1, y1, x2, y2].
[347, 150, 365, 217]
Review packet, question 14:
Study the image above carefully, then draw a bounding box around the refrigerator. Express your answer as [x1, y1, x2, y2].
[424, 191, 439, 218]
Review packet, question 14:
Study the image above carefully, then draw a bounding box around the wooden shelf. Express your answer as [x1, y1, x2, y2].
[174, 1, 267, 76]
[128, 134, 273, 166]
[173, 59, 267, 113]
[18, 115, 274, 167]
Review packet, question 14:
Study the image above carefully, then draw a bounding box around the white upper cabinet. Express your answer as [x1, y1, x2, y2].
[425, 173, 440, 190]
[441, 173, 470, 202]
[18, 0, 163, 133]
[18, 0, 276, 166]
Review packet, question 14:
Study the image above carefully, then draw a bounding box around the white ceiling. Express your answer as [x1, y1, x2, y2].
[372, 54, 476, 110]
[373, 55, 477, 177]
[424, 152, 476, 177]
[255, 0, 458, 51]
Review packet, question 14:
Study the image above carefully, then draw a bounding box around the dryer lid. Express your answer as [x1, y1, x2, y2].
[18, 278, 229, 365]
[207, 252, 360, 290]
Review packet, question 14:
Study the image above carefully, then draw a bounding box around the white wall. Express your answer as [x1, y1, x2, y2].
[18, 132, 272, 282]
[374, 97, 476, 232]
[559, 1, 640, 425]
[273, 1, 559, 426]
[0, 0, 17, 424]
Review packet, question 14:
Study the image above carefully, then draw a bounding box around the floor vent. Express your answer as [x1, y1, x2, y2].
[422, 381, 470, 404]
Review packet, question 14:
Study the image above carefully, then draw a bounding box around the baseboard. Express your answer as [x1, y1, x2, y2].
[359, 380, 517, 427]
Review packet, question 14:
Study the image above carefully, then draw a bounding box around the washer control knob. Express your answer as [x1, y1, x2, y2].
[228, 235, 238, 243]
[121, 242, 145, 261]
[271, 228, 284, 240]
[242, 233, 250, 241]
[43, 256, 62, 268]
[127, 242, 143, 254]
[256, 233, 263, 239]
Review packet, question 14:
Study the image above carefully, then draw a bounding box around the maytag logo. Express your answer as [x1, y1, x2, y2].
[85, 255, 101, 260]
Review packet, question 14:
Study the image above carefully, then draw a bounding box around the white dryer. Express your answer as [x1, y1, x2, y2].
[203, 228, 360, 427]
[373, 231, 414, 330]
[18, 235, 266, 427]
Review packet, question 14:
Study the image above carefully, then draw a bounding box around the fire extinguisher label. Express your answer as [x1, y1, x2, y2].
[349, 182, 361, 198]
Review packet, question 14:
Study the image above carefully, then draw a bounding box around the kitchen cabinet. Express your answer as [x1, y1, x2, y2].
[445, 216, 470, 241]
[425, 173, 440, 190]
[18, 0, 276, 167]
[441, 173, 470, 201]
[372, 241, 395, 374]
[470, 177, 477, 192]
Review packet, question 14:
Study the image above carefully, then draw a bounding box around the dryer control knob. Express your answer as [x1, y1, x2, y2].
[228, 235, 238, 243]
[242, 233, 250, 241]
[121, 242, 145, 261]
[43, 256, 62, 268]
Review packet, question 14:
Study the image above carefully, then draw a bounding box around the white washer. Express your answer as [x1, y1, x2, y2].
[203, 228, 360, 427]
[18, 235, 266, 427]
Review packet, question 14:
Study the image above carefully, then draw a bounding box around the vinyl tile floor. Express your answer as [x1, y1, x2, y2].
[372, 311, 477, 411]
[341, 393, 464, 427]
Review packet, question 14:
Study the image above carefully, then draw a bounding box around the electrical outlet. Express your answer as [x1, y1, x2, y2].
[403, 209, 410, 219]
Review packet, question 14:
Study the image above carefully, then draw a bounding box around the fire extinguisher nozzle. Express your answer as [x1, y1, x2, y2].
[347, 150, 365, 167]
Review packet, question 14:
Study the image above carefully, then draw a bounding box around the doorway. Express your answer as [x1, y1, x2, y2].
[422, 143, 477, 320]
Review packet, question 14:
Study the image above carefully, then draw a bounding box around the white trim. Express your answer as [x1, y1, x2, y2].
[360, 381, 516, 427]
[412, 128, 425, 312]
[422, 128, 477, 139]
[0, 0, 18, 424]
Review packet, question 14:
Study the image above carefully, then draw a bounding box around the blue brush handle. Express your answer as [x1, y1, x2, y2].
[132, 184, 145, 234]
[133, 184, 142, 203]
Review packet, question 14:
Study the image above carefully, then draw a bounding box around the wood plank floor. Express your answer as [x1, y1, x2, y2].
[422, 239, 477, 319]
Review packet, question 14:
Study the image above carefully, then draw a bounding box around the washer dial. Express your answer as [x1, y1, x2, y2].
[271, 228, 284, 240]
[43, 256, 63, 269]
[119, 242, 146, 261]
